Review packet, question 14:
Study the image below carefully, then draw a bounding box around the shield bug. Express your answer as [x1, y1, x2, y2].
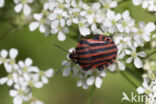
[69, 34, 118, 71]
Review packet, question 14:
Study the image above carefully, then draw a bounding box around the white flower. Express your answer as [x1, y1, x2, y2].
[49, 7, 69, 41]
[115, 34, 132, 54]
[62, 60, 79, 77]
[18, 58, 37, 73]
[126, 48, 146, 68]
[14, 0, 34, 16]
[86, 70, 106, 88]
[8, 48, 18, 66]
[117, 10, 135, 33]
[135, 22, 155, 42]
[148, 0, 156, 11]
[66, 8, 80, 26]
[39, 68, 54, 84]
[108, 56, 126, 71]
[80, 3, 100, 24]
[103, 10, 121, 33]
[0, 73, 18, 86]
[29, 13, 47, 33]
[0, 0, 4, 7]
[10, 85, 28, 104]
[0, 49, 8, 64]
[78, 20, 91, 36]
[100, 0, 117, 10]
[137, 79, 156, 99]
[132, 0, 143, 5]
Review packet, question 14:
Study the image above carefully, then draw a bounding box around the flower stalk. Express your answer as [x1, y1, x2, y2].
[86, 85, 96, 104]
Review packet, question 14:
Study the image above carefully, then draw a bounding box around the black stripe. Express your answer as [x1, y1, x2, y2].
[81, 57, 116, 71]
[76, 46, 89, 51]
[77, 46, 117, 55]
[79, 40, 108, 46]
[77, 51, 117, 61]
[78, 57, 116, 65]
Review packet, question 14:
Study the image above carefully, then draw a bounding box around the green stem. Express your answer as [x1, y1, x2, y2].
[120, 71, 138, 88]
[146, 50, 156, 58]
[86, 86, 96, 104]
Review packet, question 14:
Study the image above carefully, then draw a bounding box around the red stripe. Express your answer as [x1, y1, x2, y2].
[79, 54, 116, 64]
[86, 39, 106, 43]
[77, 44, 115, 53]
[78, 48, 117, 58]
[77, 43, 89, 48]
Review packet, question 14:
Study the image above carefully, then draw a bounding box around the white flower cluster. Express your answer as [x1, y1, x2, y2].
[29, 0, 155, 70]
[29, 0, 118, 41]
[137, 60, 156, 104]
[108, 20, 155, 71]
[0, 0, 34, 16]
[132, 0, 156, 13]
[62, 60, 106, 89]
[0, 48, 54, 104]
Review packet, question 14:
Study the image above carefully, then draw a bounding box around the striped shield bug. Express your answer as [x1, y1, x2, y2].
[69, 34, 118, 71]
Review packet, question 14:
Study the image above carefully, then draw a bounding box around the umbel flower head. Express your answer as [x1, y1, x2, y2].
[0, 48, 54, 104]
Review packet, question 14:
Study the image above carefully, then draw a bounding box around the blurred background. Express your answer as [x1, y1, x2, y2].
[0, 0, 156, 104]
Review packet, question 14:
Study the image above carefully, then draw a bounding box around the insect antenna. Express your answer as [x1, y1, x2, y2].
[55, 61, 71, 74]
[53, 44, 69, 53]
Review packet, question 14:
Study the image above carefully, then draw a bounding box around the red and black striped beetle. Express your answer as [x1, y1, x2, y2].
[69, 34, 118, 71]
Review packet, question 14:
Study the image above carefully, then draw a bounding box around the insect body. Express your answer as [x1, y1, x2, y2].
[69, 35, 118, 71]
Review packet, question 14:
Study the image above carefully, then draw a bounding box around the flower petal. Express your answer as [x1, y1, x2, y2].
[77, 80, 83, 87]
[10, 90, 18, 97]
[25, 58, 33, 66]
[51, 20, 59, 29]
[145, 22, 156, 32]
[23, 4, 31, 16]
[95, 77, 103, 88]
[62, 68, 71, 77]
[132, 0, 142, 5]
[0, 0, 4, 7]
[9, 48, 18, 59]
[108, 64, 116, 72]
[14, 3, 23, 13]
[117, 61, 125, 71]
[13, 96, 23, 104]
[137, 87, 145, 94]
[34, 82, 43, 88]
[45, 68, 54, 78]
[58, 31, 66, 41]
[0, 77, 8, 85]
[39, 24, 46, 33]
[29, 22, 39, 31]
[137, 51, 146, 57]
[41, 76, 48, 84]
[134, 57, 143, 68]
[33, 13, 43, 21]
[0, 49, 8, 58]
[86, 76, 95, 86]
[126, 57, 133, 63]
